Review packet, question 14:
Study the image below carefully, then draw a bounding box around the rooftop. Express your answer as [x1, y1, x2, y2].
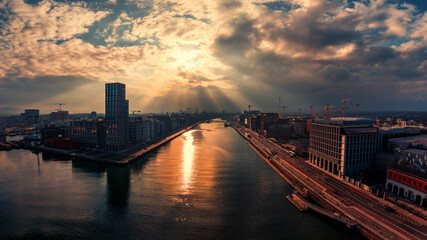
[389, 163, 427, 181]
[389, 135, 427, 145]
[379, 127, 421, 133]
[314, 117, 374, 127]
[342, 127, 379, 135]
[399, 147, 427, 155]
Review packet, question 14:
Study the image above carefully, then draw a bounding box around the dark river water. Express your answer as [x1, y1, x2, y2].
[0, 120, 362, 239]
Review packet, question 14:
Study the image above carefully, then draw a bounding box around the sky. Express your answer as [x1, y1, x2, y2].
[0, 0, 426, 114]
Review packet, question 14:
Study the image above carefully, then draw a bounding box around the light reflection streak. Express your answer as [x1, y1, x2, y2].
[181, 131, 195, 193]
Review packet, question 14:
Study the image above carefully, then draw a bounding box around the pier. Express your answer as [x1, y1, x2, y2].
[287, 192, 355, 228]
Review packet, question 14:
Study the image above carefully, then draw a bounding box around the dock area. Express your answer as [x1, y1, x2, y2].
[287, 193, 308, 211]
[287, 193, 355, 228]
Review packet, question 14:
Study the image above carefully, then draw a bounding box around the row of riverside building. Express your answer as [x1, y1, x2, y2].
[236, 111, 426, 207]
[40, 83, 200, 152]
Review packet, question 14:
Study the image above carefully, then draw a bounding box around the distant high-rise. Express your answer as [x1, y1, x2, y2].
[21, 109, 39, 124]
[0, 121, 5, 142]
[105, 83, 129, 151]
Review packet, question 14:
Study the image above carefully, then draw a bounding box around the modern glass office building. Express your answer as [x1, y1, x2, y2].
[309, 118, 381, 177]
[105, 83, 129, 151]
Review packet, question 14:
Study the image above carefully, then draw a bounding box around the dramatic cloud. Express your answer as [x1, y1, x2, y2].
[0, 75, 94, 104]
[0, 0, 426, 113]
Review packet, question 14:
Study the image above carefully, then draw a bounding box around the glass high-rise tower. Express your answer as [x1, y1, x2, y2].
[105, 83, 129, 151]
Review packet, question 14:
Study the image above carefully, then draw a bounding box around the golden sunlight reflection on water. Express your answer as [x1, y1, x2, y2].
[181, 130, 195, 194]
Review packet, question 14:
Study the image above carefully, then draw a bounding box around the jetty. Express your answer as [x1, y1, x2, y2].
[287, 193, 355, 228]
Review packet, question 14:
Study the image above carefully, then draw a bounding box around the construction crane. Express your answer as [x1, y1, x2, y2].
[247, 104, 253, 114]
[323, 104, 330, 118]
[309, 106, 313, 118]
[323, 105, 336, 118]
[131, 110, 140, 116]
[351, 103, 360, 118]
[56, 103, 66, 111]
[341, 98, 351, 118]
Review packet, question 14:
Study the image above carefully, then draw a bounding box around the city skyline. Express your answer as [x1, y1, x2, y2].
[1, 0, 426, 114]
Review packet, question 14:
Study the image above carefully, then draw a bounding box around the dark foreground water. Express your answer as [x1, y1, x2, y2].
[0, 120, 362, 239]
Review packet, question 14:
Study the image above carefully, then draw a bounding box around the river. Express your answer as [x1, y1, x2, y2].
[0, 120, 362, 239]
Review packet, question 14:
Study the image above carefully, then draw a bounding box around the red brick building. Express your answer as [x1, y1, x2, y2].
[386, 165, 427, 207]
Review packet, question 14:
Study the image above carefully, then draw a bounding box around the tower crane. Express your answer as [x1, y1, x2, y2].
[350, 103, 360, 118]
[341, 98, 351, 118]
[323, 105, 336, 119]
[56, 103, 66, 111]
[131, 110, 140, 116]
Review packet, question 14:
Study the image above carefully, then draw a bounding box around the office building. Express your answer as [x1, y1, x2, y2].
[70, 120, 106, 149]
[21, 109, 39, 124]
[309, 118, 381, 177]
[0, 121, 4, 135]
[41, 125, 68, 143]
[128, 117, 152, 143]
[260, 113, 279, 132]
[0, 121, 5, 142]
[263, 124, 293, 138]
[151, 118, 160, 140]
[50, 111, 69, 122]
[105, 83, 129, 151]
[293, 119, 308, 137]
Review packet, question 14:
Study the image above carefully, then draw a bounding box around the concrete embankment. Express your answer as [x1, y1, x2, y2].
[19, 142, 118, 164]
[119, 123, 200, 165]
